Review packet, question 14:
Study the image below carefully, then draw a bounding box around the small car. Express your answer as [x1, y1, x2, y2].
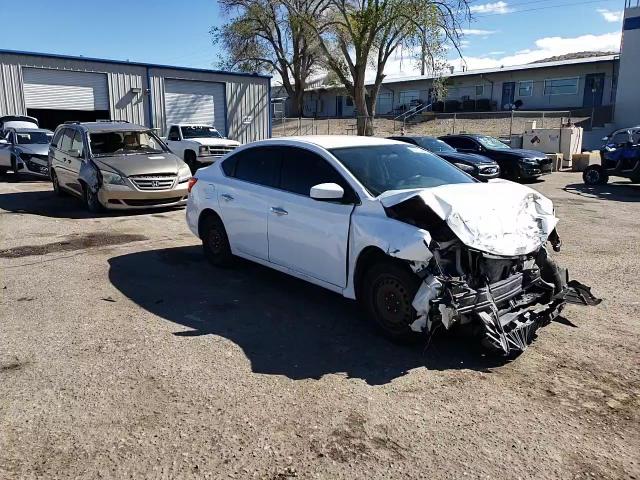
[0, 127, 53, 177]
[439, 134, 553, 181]
[186, 136, 599, 355]
[387, 135, 500, 181]
[583, 126, 640, 185]
[49, 121, 192, 212]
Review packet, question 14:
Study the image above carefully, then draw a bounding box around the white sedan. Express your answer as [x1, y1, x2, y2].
[186, 136, 598, 355]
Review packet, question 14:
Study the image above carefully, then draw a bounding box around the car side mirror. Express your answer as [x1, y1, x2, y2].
[310, 183, 344, 201]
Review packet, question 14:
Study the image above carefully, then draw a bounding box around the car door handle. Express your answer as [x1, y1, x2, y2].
[270, 207, 288, 216]
[220, 193, 234, 201]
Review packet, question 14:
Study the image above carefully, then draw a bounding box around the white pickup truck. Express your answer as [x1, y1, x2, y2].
[163, 124, 240, 173]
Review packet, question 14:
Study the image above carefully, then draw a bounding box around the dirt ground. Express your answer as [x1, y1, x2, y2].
[1, 172, 639, 480]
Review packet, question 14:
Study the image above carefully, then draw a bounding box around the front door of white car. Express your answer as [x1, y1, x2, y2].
[217, 147, 280, 260]
[265, 147, 354, 287]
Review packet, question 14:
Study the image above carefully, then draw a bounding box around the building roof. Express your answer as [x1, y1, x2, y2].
[0, 49, 271, 80]
[304, 54, 619, 91]
[379, 54, 619, 85]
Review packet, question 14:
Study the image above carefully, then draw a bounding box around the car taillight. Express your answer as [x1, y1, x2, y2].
[187, 177, 198, 193]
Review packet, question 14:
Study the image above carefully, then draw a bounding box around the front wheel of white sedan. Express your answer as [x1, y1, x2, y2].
[201, 214, 233, 267]
[362, 260, 422, 343]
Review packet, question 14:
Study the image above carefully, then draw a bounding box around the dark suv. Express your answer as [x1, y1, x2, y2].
[439, 134, 552, 181]
[388, 135, 500, 181]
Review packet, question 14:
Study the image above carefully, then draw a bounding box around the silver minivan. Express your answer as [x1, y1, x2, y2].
[49, 121, 192, 212]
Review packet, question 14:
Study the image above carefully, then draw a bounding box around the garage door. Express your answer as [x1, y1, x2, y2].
[164, 79, 226, 134]
[22, 68, 109, 111]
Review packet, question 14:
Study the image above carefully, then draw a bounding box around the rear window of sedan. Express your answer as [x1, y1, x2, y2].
[330, 144, 475, 197]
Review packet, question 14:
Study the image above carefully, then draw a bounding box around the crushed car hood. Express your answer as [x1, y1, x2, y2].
[379, 180, 558, 257]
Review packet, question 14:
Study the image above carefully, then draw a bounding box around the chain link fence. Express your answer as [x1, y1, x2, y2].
[271, 111, 585, 141]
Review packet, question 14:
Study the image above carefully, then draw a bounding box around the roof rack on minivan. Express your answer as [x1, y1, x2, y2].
[64, 121, 81, 124]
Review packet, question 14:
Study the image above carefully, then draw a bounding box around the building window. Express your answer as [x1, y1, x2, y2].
[345, 96, 354, 107]
[518, 81, 533, 97]
[544, 77, 579, 95]
[399, 90, 419, 106]
[475, 85, 484, 96]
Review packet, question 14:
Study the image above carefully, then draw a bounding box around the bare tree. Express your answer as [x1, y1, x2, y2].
[212, 0, 321, 116]
[296, 0, 469, 135]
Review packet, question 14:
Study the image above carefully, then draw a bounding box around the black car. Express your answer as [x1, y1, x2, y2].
[388, 135, 500, 181]
[439, 134, 553, 181]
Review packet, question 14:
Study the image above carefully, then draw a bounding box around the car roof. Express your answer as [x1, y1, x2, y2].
[13, 128, 53, 133]
[67, 121, 149, 133]
[389, 135, 438, 141]
[255, 135, 405, 149]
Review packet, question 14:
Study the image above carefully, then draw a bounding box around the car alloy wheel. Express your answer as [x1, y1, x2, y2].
[584, 169, 601, 185]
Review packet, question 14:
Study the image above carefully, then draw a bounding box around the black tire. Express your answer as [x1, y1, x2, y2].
[201, 214, 233, 267]
[361, 259, 422, 343]
[84, 185, 104, 213]
[51, 169, 65, 196]
[185, 151, 198, 174]
[0, 167, 7, 175]
[583, 165, 609, 185]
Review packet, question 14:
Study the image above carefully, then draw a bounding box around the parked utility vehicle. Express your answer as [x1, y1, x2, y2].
[583, 126, 640, 185]
[164, 124, 239, 173]
[186, 136, 599, 355]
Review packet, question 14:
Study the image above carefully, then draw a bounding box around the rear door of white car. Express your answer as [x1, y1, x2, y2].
[267, 146, 355, 288]
[217, 146, 280, 260]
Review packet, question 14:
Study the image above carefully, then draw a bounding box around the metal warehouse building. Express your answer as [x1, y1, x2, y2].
[0, 50, 271, 142]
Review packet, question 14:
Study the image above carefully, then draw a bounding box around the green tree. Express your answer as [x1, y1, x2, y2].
[212, 0, 321, 116]
[297, 0, 467, 135]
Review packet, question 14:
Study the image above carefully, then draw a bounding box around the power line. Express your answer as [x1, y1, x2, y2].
[475, 0, 620, 17]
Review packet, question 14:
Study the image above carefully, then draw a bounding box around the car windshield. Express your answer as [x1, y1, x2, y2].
[476, 136, 510, 150]
[181, 126, 222, 139]
[415, 137, 456, 153]
[15, 131, 52, 145]
[89, 130, 165, 156]
[330, 144, 475, 197]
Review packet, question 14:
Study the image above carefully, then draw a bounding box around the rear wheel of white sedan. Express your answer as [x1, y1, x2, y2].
[201, 214, 233, 267]
[362, 260, 422, 343]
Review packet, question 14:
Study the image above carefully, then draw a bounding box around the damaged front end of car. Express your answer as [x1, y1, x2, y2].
[380, 182, 601, 355]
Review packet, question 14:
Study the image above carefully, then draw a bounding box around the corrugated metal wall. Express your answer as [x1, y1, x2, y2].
[0, 60, 26, 116]
[0, 52, 270, 142]
[149, 68, 269, 142]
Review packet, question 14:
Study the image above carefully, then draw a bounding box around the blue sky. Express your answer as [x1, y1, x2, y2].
[0, 0, 625, 78]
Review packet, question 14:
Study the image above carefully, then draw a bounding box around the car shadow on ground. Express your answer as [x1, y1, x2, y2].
[0, 185, 182, 219]
[108, 246, 511, 385]
[564, 181, 640, 202]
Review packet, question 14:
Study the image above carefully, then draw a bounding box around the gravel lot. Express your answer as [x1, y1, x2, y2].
[1, 172, 639, 479]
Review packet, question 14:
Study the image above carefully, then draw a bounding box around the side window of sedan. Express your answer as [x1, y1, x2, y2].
[279, 147, 356, 201]
[454, 138, 479, 150]
[228, 147, 281, 188]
